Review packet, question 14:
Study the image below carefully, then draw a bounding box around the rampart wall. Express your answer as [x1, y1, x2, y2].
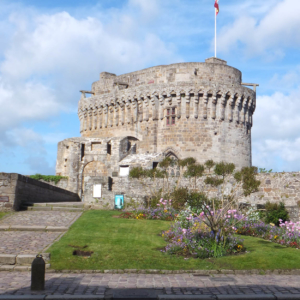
[77, 58, 256, 169]
[90, 172, 300, 222]
[0, 173, 80, 211]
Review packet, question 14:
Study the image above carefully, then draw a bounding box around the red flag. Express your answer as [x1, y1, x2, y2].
[214, 0, 219, 15]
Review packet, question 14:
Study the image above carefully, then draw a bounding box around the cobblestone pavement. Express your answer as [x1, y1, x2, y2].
[0, 211, 80, 227]
[0, 231, 62, 254]
[0, 273, 300, 296]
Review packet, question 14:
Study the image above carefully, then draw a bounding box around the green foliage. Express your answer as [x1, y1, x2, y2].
[234, 167, 260, 196]
[259, 168, 273, 173]
[159, 157, 174, 169]
[178, 157, 196, 167]
[129, 167, 145, 179]
[170, 187, 189, 210]
[259, 201, 289, 226]
[186, 192, 208, 213]
[129, 167, 165, 179]
[204, 159, 215, 172]
[204, 176, 224, 186]
[30, 174, 68, 185]
[184, 163, 205, 178]
[214, 162, 235, 179]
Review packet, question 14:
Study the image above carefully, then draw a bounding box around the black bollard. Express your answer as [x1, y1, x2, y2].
[31, 254, 45, 291]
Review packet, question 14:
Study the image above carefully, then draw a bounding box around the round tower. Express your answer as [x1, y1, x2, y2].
[78, 57, 256, 169]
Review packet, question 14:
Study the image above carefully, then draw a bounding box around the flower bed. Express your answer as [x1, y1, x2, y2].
[162, 211, 245, 259]
[235, 218, 300, 248]
[120, 199, 179, 221]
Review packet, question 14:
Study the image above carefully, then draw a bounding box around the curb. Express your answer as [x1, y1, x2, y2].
[1, 268, 300, 275]
[0, 226, 68, 232]
[0, 294, 299, 300]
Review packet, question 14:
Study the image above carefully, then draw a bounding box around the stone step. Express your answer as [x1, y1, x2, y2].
[0, 253, 50, 266]
[22, 205, 83, 212]
[24, 202, 84, 208]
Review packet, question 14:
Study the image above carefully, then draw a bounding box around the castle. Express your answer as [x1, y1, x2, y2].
[55, 57, 257, 204]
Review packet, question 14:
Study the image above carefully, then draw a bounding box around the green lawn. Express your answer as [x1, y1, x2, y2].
[48, 210, 300, 270]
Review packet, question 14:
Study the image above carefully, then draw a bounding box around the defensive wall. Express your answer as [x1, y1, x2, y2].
[76, 57, 256, 169]
[0, 173, 80, 211]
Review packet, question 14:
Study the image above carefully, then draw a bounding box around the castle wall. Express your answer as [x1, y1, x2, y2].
[77, 58, 255, 169]
[0, 173, 80, 211]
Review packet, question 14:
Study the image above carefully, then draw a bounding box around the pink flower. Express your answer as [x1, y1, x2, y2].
[182, 229, 187, 234]
[199, 212, 204, 217]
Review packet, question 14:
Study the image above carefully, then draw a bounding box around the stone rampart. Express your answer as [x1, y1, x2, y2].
[76, 58, 256, 169]
[0, 173, 80, 211]
[95, 172, 300, 222]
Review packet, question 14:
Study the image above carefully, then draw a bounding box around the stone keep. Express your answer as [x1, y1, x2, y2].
[56, 57, 257, 202]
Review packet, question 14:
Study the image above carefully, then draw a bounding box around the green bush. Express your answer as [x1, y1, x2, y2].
[170, 187, 189, 210]
[259, 201, 289, 226]
[29, 174, 68, 185]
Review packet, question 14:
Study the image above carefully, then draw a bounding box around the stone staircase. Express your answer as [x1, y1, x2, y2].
[21, 202, 84, 212]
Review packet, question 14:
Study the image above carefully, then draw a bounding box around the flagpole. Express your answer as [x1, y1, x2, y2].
[215, 7, 217, 57]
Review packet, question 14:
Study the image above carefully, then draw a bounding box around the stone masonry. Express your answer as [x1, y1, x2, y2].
[56, 57, 258, 205]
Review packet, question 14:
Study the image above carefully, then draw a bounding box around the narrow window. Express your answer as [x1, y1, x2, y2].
[172, 117, 175, 125]
[107, 143, 111, 155]
[81, 144, 85, 161]
[172, 107, 175, 115]
[108, 177, 113, 191]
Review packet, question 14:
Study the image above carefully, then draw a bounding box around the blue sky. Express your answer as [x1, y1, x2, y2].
[0, 0, 300, 174]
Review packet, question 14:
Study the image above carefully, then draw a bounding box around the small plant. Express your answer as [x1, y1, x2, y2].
[259, 201, 289, 226]
[30, 174, 68, 185]
[259, 168, 273, 173]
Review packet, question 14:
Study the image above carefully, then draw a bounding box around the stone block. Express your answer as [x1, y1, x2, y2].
[0, 254, 16, 265]
[16, 254, 36, 265]
[46, 226, 68, 231]
[10, 225, 46, 231]
[14, 266, 30, 271]
[0, 225, 10, 231]
[0, 265, 15, 271]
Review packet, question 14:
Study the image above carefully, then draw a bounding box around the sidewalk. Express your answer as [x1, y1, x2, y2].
[0, 272, 300, 299]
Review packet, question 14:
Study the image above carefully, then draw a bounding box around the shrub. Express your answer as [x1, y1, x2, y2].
[259, 202, 289, 226]
[170, 187, 189, 210]
[30, 174, 68, 185]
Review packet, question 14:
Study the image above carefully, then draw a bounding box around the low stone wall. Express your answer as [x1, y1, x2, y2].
[0, 173, 80, 211]
[37, 178, 69, 191]
[108, 172, 300, 221]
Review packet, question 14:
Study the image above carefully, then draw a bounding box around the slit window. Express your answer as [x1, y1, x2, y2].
[107, 143, 111, 155]
[81, 144, 85, 161]
[108, 177, 113, 191]
[166, 108, 176, 126]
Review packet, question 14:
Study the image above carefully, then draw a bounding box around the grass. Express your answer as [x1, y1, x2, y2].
[48, 210, 300, 270]
[0, 212, 9, 219]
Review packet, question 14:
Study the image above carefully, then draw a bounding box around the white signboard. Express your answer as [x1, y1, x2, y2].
[93, 184, 102, 198]
[119, 166, 129, 177]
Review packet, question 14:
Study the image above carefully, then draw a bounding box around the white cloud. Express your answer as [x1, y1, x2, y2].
[218, 0, 300, 58]
[252, 72, 300, 171]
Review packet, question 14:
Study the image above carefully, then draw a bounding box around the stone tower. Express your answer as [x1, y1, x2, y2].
[56, 57, 257, 203]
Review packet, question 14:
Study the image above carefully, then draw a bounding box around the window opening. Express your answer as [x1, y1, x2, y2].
[119, 165, 129, 177]
[108, 177, 113, 191]
[153, 162, 159, 169]
[81, 144, 85, 161]
[107, 143, 111, 155]
[166, 108, 176, 126]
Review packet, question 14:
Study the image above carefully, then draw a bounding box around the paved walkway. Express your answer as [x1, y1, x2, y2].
[0, 272, 300, 297]
[0, 211, 81, 258]
[0, 211, 80, 227]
